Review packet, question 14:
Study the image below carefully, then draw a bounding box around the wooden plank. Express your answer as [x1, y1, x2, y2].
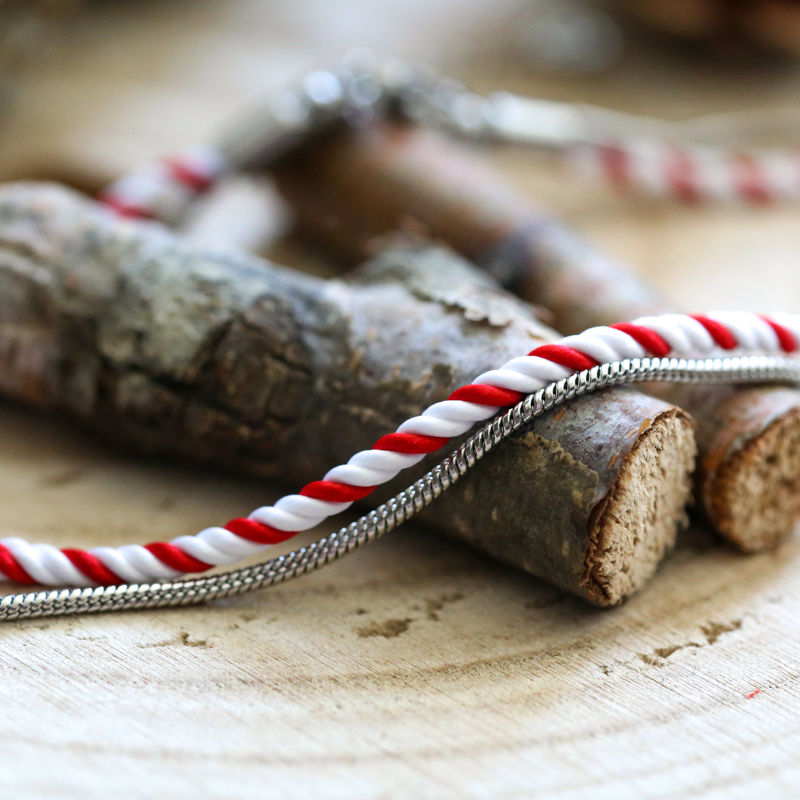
[0, 1, 799, 797]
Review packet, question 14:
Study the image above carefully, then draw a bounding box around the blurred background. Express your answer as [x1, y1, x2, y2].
[3, 0, 800, 311]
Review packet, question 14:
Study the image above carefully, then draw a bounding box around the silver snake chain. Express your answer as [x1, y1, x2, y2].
[1, 355, 798, 622]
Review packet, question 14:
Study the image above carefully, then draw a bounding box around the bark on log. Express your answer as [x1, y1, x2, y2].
[273, 124, 668, 334]
[0, 181, 696, 605]
[271, 121, 800, 551]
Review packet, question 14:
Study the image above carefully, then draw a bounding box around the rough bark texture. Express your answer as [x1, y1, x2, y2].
[0, 181, 696, 605]
[272, 121, 800, 551]
[272, 123, 670, 334]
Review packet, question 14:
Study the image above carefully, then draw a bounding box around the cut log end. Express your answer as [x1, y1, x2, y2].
[422, 393, 696, 607]
[586, 407, 696, 606]
[708, 403, 800, 552]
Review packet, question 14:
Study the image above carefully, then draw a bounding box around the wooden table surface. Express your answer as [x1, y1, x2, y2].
[2, 2, 800, 798]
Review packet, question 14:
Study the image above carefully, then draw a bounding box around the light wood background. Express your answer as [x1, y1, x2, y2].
[2, 2, 800, 798]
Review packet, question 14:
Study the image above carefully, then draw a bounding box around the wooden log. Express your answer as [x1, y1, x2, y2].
[272, 123, 669, 334]
[271, 121, 800, 551]
[677, 384, 800, 551]
[0, 181, 696, 605]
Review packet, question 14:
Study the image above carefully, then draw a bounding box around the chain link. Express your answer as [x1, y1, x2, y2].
[216, 56, 563, 171]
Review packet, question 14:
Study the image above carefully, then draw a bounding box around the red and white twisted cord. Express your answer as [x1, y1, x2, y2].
[2, 311, 798, 588]
[98, 145, 228, 223]
[574, 140, 800, 204]
[447, 92, 800, 205]
[99, 138, 800, 222]
[94, 60, 800, 220]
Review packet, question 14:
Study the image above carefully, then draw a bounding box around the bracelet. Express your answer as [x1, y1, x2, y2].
[0, 311, 797, 601]
[1, 349, 799, 622]
[98, 57, 800, 221]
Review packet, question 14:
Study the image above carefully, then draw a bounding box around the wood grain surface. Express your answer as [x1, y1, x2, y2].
[1, 1, 800, 797]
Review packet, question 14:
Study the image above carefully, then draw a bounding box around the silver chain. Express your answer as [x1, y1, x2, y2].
[2, 354, 798, 622]
[220, 55, 799, 171]
[217, 55, 584, 171]
[220, 54, 800, 177]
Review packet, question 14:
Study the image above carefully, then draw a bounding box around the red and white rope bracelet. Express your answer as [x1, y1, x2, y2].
[98, 145, 227, 224]
[2, 311, 798, 589]
[97, 59, 800, 223]
[572, 139, 800, 205]
[100, 135, 800, 224]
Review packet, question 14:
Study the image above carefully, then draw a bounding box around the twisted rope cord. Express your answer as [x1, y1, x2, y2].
[572, 140, 800, 204]
[1, 311, 798, 589]
[97, 62, 800, 220]
[98, 145, 228, 223]
[101, 132, 800, 220]
[1, 352, 799, 621]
